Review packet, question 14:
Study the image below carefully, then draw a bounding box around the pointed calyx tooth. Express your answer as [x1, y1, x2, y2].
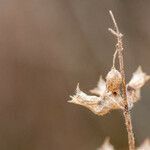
[97, 138, 114, 150]
[90, 76, 106, 96]
[127, 66, 149, 104]
[106, 68, 122, 93]
[137, 139, 150, 150]
[76, 83, 80, 93]
[128, 66, 150, 90]
[69, 84, 101, 105]
[69, 83, 125, 116]
[68, 84, 104, 115]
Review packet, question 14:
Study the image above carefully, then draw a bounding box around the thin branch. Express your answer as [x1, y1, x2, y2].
[109, 10, 135, 150]
[112, 49, 118, 69]
[109, 10, 119, 34]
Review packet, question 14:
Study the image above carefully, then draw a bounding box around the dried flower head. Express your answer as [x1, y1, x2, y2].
[106, 68, 122, 93]
[69, 67, 149, 116]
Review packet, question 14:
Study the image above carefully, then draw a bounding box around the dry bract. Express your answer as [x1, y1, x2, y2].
[137, 139, 150, 150]
[90, 76, 106, 97]
[97, 138, 114, 150]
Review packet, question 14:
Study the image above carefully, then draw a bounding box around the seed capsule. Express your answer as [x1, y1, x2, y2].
[106, 68, 122, 93]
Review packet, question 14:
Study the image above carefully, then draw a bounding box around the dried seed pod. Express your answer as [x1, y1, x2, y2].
[106, 68, 122, 93]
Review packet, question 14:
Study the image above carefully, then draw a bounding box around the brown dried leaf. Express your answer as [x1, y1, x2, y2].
[97, 138, 114, 150]
[137, 139, 150, 150]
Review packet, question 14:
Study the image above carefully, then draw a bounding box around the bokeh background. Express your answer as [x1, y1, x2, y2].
[0, 0, 150, 150]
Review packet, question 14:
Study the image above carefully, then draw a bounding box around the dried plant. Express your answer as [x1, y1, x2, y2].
[68, 11, 150, 150]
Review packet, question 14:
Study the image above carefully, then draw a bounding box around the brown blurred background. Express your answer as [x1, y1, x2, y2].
[0, 0, 150, 150]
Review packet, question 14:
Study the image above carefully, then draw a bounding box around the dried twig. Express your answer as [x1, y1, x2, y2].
[109, 10, 135, 150]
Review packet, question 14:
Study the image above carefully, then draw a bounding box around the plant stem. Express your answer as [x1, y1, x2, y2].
[109, 10, 135, 150]
[117, 40, 135, 150]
